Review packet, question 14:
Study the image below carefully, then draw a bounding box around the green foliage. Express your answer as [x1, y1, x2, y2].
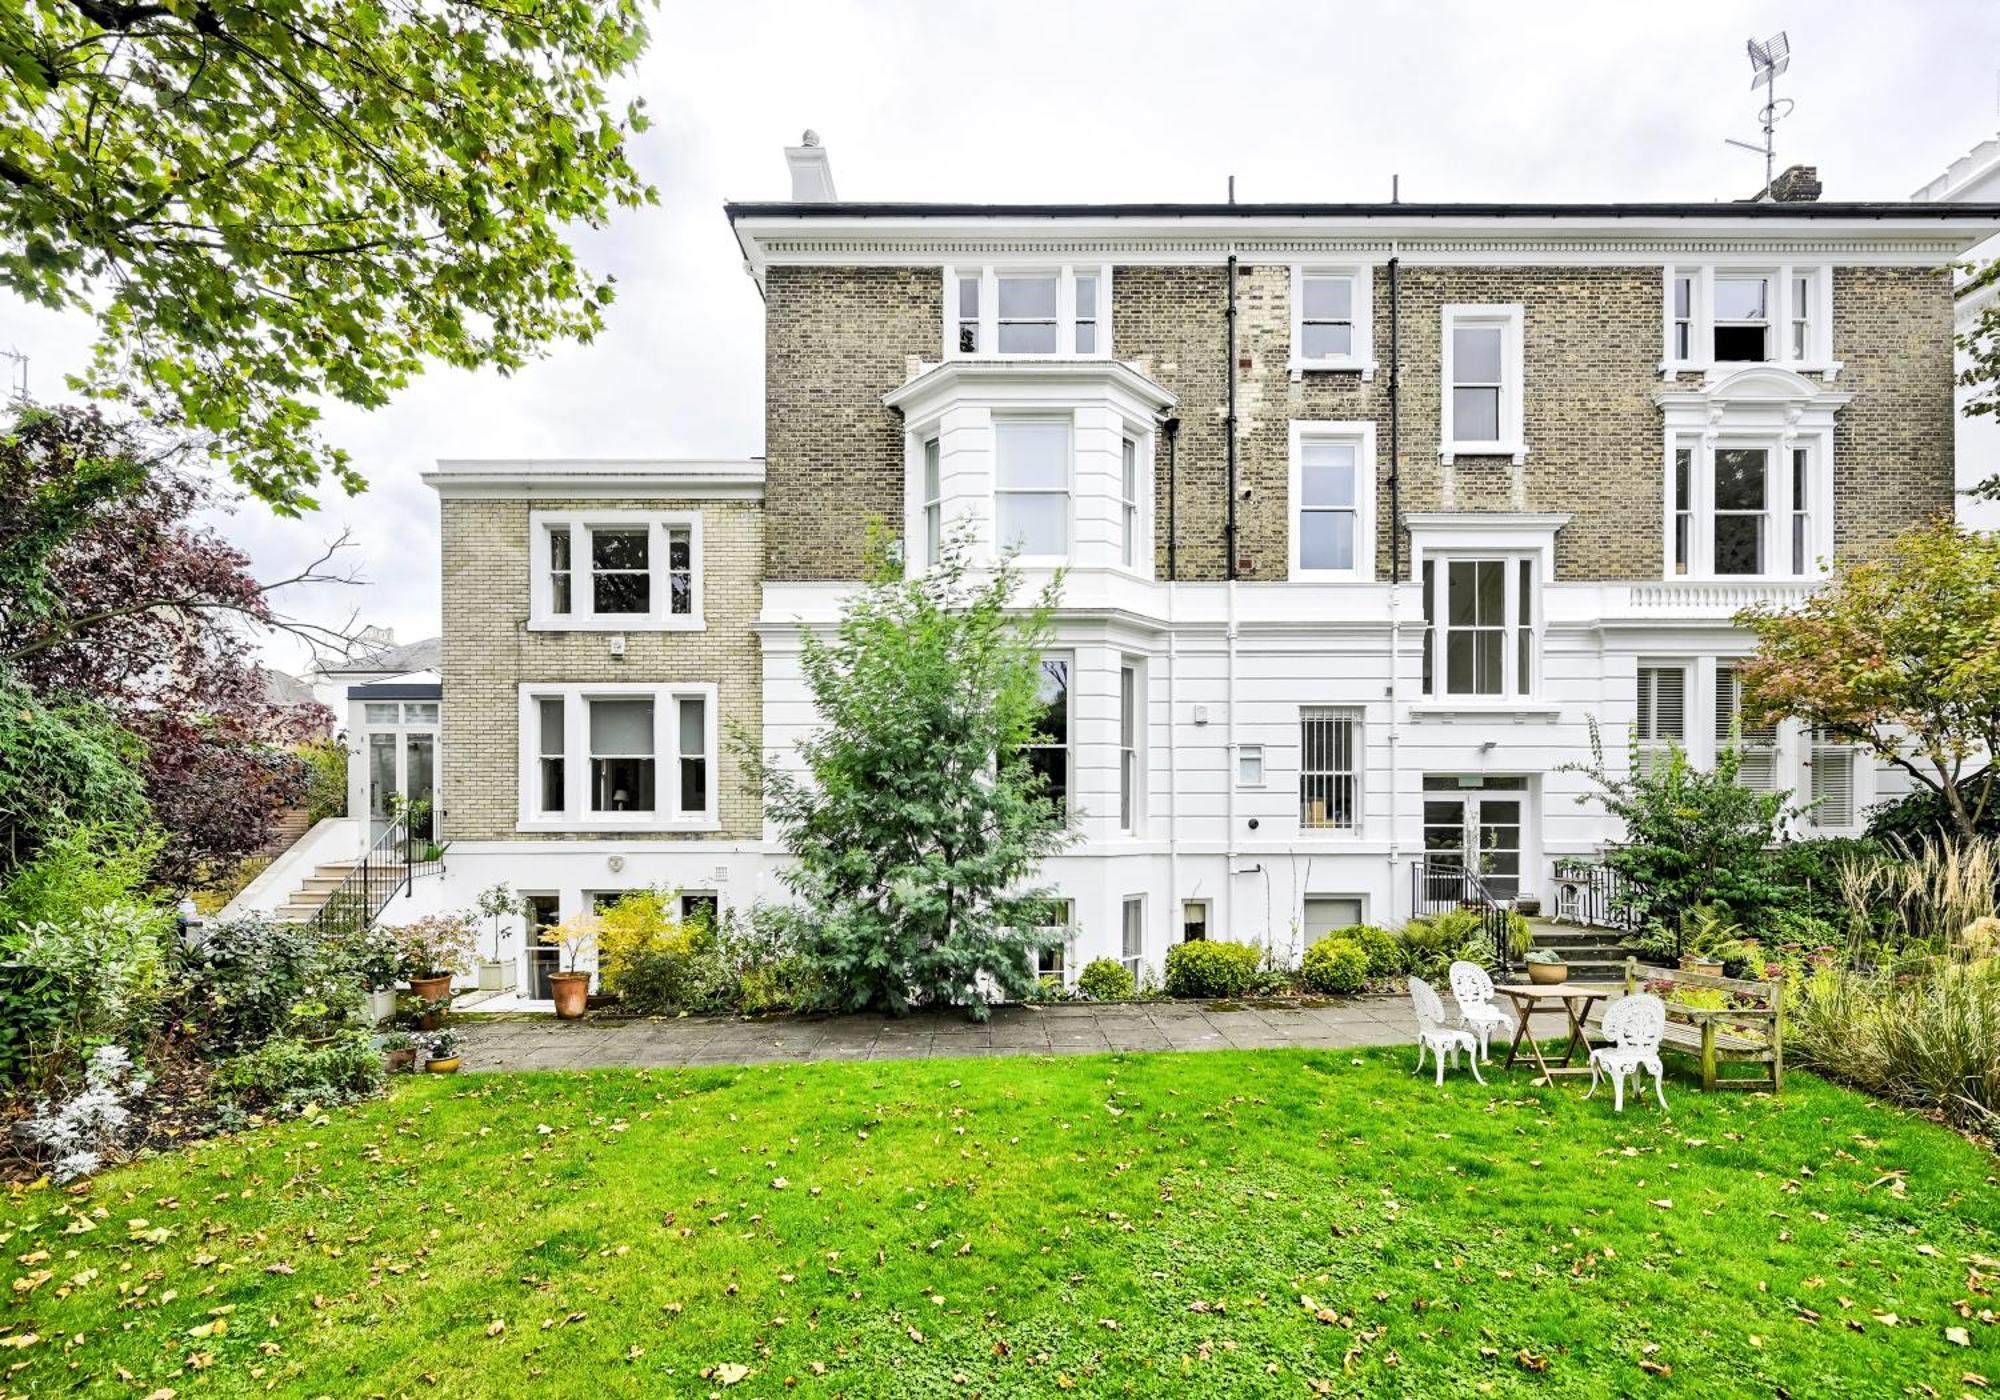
[0, 1, 656, 511]
[299, 740, 349, 824]
[181, 914, 365, 1052]
[0, 671, 150, 872]
[0, 899, 172, 1092]
[1398, 911, 1497, 982]
[1765, 836, 1887, 926]
[383, 913, 477, 980]
[1345, 923, 1404, 978]
[1791, 957, 2000, 1131]
[1565, 726, 1796, 958]
[0, 821, 162, 933]
[213, 1030, 384, 1108]
[1301, 938, 1369, 995]
[1524, 948, 1564, 966]
[1738, 519, 2000, 842]
[1162, 940, 1262, 999]
[753, 528, 1071, 1019]
[1076, 958, 1136, 1003]
[596, 888, 732, 1015]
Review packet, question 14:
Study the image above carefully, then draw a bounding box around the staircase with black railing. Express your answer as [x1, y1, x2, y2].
[1409, 860, 1520, 974]
[305, 816, 446, 936]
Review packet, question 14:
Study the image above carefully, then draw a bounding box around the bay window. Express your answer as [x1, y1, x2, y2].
[1118, 662, 1140, 834]
[532, 513, 703, 630]
[1421, 557, 1536, 698]
[1024, 657, 1070, 822]
[922, 437, 942, 564]
[1661, 265, 1832, 371]
[943, 264, 1112, 358]
[1713, 275, 1770, 362]
[1119, 437, 1140, 568]
[519, 684, 717, 830]
[1665, 435, 1825, 580]
[994, 418, 1070, 558]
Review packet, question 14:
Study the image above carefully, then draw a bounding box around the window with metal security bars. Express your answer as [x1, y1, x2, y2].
[1121, 898, 1144, 979]
[1716, 665, 1778, 790]
[1809, 727, 1856, 828]
[1635, 666, 1687, 775]
[1299, 708, 1359, 831]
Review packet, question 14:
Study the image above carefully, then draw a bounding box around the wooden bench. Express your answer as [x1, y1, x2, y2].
[1612, 957, 1785, 1093]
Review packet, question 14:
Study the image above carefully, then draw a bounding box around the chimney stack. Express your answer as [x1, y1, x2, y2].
[1763, 164, 1822, 203]
[785, 130, 837, 202]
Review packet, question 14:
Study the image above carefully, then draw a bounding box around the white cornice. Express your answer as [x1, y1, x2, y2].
[424, 458, 766, 500]
[882, 357, 1177, 415]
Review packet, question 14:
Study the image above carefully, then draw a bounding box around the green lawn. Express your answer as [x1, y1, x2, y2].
[5, 1050, 1997, 1397]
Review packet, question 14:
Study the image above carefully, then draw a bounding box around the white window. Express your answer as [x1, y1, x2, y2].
[1119, 437, 1140, 568]
[942, 265, 1112, 358]
[1181, 899, 1210, 943]
[1439, 305, 1525, 462]
[1421, 557, 1536, 698]
[1634, 665, 1688, 776]
[1290, 266, 1375, 376]
[1808, 727, 1857, 829]
[1713, 275, 1771, 362]
[1236, 744, 1265, 787]
[1299, 708, 1359, 832]
[1025, 657, 1070, 822]
[517, 685, 718, 831]
[1670, 274, 1694, 361]
[1121, 897, 1144, 980]
[530, 512, 703, 631]
[1661, 265, 1832, 370]
[1302, 896, 1364, 947]
[1716, 665, 1778, 791]
[1118, 662, 1140, 834]
[1288, 421, 1376, 580]
[1033, 898, 1074, 981]
[994, 419, 1070, 558]
[1667, 435, 1825, 580]
[922, 437, 943, 564]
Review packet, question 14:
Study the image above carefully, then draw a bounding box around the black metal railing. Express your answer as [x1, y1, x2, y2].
[1410, 860, 1518, 974]
[307, 816, 446, 936]
[1551, 859, 1632, 930]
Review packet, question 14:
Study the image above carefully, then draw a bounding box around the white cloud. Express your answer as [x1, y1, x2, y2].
[7, 0, 1998, 671]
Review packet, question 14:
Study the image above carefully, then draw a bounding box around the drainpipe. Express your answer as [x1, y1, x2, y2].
[1387, 248, 1405, 918]
[1161, 412, 1183, 944]
[1222, 248, 1241, 944]
[1225, 255, 1239, 582]
[1163, 415, 1181, 581]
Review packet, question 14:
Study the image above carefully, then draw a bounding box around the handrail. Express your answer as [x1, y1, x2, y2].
[1410, 859, 1519, 974]
[305, 815, 446, 935]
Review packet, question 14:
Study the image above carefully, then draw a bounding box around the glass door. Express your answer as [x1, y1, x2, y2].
[1420, 777, 1529, 903]
[363, 701, 440, 841]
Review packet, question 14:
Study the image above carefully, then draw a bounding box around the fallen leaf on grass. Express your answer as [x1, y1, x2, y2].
[704, 1362, 750, 1385]
[1947, 1327, 1972, 1347]
[1516, 1349, 1549, 1373]
[486, 1319, 506, 1338]
[1639, 1359, 1673, 1377]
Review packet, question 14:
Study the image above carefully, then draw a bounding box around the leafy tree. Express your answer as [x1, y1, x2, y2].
[751, 528, 1072, 1018]
[0, 672, 150, 871]
[1, 406, 335, 886]
[0, 0, 656, 512]
[1565, 725, 1796, 958]
[1736, 517, 2000, 842]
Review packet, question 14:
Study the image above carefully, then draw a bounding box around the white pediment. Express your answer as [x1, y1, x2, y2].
[1656, 364, 1852, 432]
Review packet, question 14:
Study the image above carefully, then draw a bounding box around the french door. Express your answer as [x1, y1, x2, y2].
[1421, 780, 1526, 901]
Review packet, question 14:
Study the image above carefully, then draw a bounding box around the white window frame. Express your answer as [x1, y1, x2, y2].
[516, 683, 719, 833]
[1298, 706, 1361, 835]
[1287, 420, 1377, 581]
[1439, 305, 1526, 463]
[1715, 664, 1780, 792]
[1025, 654, 1072, 825]
[1120, 897, 1145, 980]
[1235, 743, 1266, 788]
[992, 415, 1072, 562]
[921, 436, 943, 566]
[1034, 898, 1075, 983]
[1634, 663, 1690, 776]
[1421, 555, 1539, 700]
[1180, 899, 1211, 943]
[1302, 895, 1367, 947]
[1807, 726, 1860, 831]
[1662, 431, 1831, 582]
[1118, 660, 1142, 835]
[529, 511, 704, 632]
[1119, 436, 1141, 569]
[1659, 264, 1840, 377]
[941, 264, 1114, 360]
[1289, 265, 1377, 378]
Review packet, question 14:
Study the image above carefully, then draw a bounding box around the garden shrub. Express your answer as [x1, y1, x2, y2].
[213, 1030, 383, 1107]
[1399, 911, 1494, 982]
[1077, 958, 1135, 1002]
[299, 739, 349, 823]
[597, 888, 734, 1014]
[0, 899, 173, 1092]
[1789, 957, 2000, 1131]
[0, 822, 163, 932]
[1301, 938, 1368, 995]
[1163, 940, 1262, 999]
[181, 914, 365, 1050]
[1345, 923, 1403, 978]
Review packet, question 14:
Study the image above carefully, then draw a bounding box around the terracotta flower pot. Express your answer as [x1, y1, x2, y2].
[425, 1057, 461, 1074]
[1527, 960, 1569, 985]
[549, 972, 589, 1019]
[1681, 955, 1724, 977]
[410, 973, 452, 1004]
[385, 1048, 416, 1074]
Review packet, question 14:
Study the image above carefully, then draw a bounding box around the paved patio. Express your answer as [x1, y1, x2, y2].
[454, 996, 1579, 1071]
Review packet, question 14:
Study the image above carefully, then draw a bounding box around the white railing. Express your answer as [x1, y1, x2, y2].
[1617, 580, 1820, 616]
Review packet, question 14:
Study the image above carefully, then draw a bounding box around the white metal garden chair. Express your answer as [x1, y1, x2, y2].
[1447, 959, 1515, 1063]
[1585, 993, 1669, 1112]
[1409, 976, 1485, 1087]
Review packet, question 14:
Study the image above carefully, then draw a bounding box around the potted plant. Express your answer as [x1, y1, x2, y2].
[379, 1030, 419, 1073]
[421, 1028, 461, 1074]
[1525, 948, 1569, 985]
[1676, 906, 1731, 977]
[387, 913, 477, 1005]
[473, 883, 522, 992]
[541, 913, 598, 1019]
[1514, 892, 1542, 918]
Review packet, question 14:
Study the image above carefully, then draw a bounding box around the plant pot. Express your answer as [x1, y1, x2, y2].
[475, 959, 515, 992]
[410, 973, 452, 1004]
[367, 988, 399, 1024]
[425, 1057, 460, 1074]
[385, 1048, 416, 1073]
[1681, 956, 1724, 977]
[1514, 895, 1542, 917]
[1527, 961, 1570, 985]
[417, 1008, 443, 1031]
[549, 972, 590, 1019]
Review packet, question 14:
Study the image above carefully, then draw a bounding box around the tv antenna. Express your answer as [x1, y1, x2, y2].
[1726, 32, 1793, 197]
[0, 348, 26, 403]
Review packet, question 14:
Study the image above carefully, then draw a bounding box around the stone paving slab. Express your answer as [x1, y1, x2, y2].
[454, 997, 1583, 1073]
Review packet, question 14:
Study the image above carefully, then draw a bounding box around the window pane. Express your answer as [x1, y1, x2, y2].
[591, 528, 648, 571]
[1714, 276, 1768, 321]
[678, 695, 704, 755]
[1299, 510, 1355, 571]
[1714, 449, 1766, 509]
[958, 276, 979, 319]
[1300, 443, 1356, 506]
[1452, 386, 1500, 441]
[538, 697, 564, 753]
[923, 438, 940, 498]
[1475, 630, 1504, 693]
[1714, 516, 1764, 574]
[1674, 447, 1691, 510]
[540, 756, 565, 812]
[1302, 276, 1352, 321]
[1122, 438, 1138, 499]
[997, 321, 1058, 353]
[589, 699, 653, 756]
[1477, 561, 1504, 623]
[592, 756, 654, 812]
[549, 527, 571, 570]
[1673, 276, 1691, 319]
[1074, 275, 1096, 319]
[995, 421, 1068, 488]
[1238, 747, 1264, 784]
[997, 276, 1057, 320]
[1446, 630, 1474, 693]
[1713, 324, 1768, 361]
[364, 702, 399, 726]
[1075, 322, 1096, 354]
[594, 571, 647, 614]
[1301, 321, 1352, 359]
[1447, 561, 1479, 625]
[997, 493, 1067, 554]
[679, 756, 706, 813]
[404, 702, 438, 725]
[1035, 661, 1069, 745]
[1453, 325, 1503, 383]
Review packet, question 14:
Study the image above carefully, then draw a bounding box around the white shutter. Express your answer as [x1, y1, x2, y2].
[1717, 666, 1777, 789]
[1810, 729, 1855, 827]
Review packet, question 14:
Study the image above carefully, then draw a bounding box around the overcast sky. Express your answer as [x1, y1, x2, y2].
[7, 0, 1999, 674]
